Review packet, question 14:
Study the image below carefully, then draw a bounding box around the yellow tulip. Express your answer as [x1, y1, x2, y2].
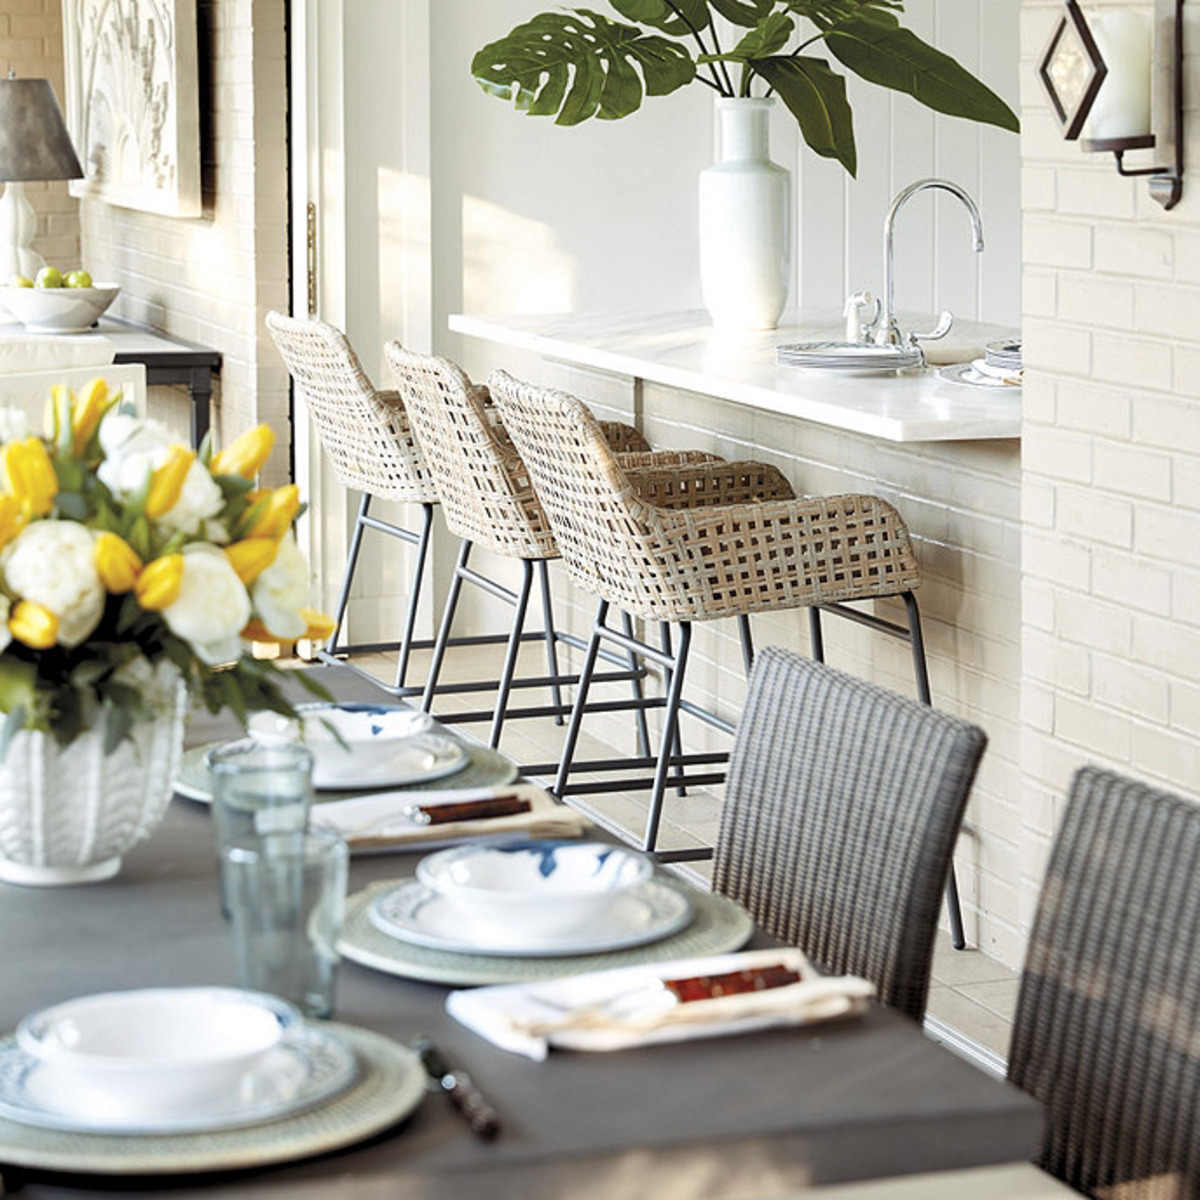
[9, 601, 59, 650]
[46, 384, 72, 445]
[241, 608, 336, 645]
[144, 445, 195, 519]
[3, 437, 58, 516]
[224, 537, 279, 585]
[71, 378, 112, 455]
[134, 554, 184, 611]
[0, 495, 26, 553]
[210, 425, 275, 480]
[94, 532, 143, 593]
[244, 484, 300, 539]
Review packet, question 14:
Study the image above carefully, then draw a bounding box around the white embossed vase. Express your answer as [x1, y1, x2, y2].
[0, 677, 187, 886]
[699, 97, 791, 331]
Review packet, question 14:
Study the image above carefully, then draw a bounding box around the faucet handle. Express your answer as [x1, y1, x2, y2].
[910, 309, 954, 344]
[842, 291, 881, 343]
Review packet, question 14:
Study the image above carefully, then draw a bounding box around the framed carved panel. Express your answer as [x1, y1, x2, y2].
[61, 0, 202, 217]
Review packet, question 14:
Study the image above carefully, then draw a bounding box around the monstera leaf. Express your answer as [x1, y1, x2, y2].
[472, 9, 696, 125]
[609, 0, 710, 36]
[753, 56, 856, 174]
[822, 8, 1019, 131]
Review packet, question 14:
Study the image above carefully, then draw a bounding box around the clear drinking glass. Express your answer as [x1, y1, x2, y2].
[223, 829, 349, 1019]
[208, 738, 314, 916]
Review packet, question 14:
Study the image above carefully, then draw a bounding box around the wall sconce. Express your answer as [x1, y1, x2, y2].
[1038, 0, 1184, 210]
[0, 73, 84, 283]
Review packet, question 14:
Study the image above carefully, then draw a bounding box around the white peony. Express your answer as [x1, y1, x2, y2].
[0, 407, 30, 445]
[2, 520, 105, 647]
[97, 412, 224, 536]
[250, 531, 309, 640]
[112, 654, 183, 717]
[160, 546, 252, 665]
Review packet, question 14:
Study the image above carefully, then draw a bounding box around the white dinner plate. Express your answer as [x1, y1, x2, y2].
[0, 1022, 358, 1134]
[935, 362, 1022, 390]
[368, 878, 694, 957]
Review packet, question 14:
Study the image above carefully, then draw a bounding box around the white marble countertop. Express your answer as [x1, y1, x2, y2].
[449, 309, 1022, 443]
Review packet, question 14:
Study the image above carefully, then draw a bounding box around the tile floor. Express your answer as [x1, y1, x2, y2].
[337, 638, 1019, 1075]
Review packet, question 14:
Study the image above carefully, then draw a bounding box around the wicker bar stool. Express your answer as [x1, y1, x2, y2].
[488, 369, 966, 947]
[383, 340, 712, 756]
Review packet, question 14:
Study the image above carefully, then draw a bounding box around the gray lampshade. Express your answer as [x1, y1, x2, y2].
[0, 77, 84, 183]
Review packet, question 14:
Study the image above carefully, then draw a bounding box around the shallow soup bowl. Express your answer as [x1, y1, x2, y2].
[16, 987, 299, 1121]
[417, 840, 654, 939]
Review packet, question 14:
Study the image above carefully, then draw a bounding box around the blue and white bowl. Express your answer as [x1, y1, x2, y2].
[417, 839, 654, 938]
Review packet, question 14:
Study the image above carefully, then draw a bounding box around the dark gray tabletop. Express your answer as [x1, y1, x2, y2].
[0, 666, 1042, 1198]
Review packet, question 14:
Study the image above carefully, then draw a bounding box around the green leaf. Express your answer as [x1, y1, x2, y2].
[709, 0, 776, 28]
[472, 9, 695, 125]
[823, 9, 1019, 132]
[55, 490, 89, 521]
[699, 11, 793, 62]
[103, 700, 135, 755]
[752, 55, 857, 174]
[609, 0, 709, 37]
[0, 660, 37, 715]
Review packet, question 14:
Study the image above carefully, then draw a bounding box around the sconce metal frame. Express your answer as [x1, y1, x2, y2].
[1038, 0, 1184, 211]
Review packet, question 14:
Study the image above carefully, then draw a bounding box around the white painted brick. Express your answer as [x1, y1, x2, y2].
[1056, 483, 1133, 549]
[1133, 395, 1200, 451]
[1023, 628, 1091, 695]
[1023, 528, 1092, 590]
[1130, 724, 1200, 794]
[1094, 225, 1174, 278]
[1137, 504, 1200, 569]
[1057, 275, 1135, 330]
[1023, 216, 1092, 270]
[1135, 282, 1200, 342]
[1091, 548, 1173, 616]
[1056, 169, 1138, 221]
[1092, 333, 1173, 391]
[1093, 441, 1172, 501]
[1021, 428, 1092, 484]
[1054, 382, 1130, 439]
[1056, 693, 1133, 759]
[1132, 613, 1200, 675]
[1092, 653, 1170, 724]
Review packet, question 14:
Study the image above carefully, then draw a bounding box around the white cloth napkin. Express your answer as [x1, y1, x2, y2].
[310, 782, 589, 851]
[447, 948, 874, 1061]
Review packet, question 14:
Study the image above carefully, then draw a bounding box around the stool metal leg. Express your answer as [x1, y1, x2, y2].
[392, 502, 435, 692]
[536, 560, 565, 726]
[621, 610, 651, 759]
[489, 560, 534, 749]
[661, 622, 687, 798]
[738, 614, 755, 675]
[329, 492, 371, 652]
[553, 599, 608, 798]
[903, 590, 965, 950]
[421, 540, 473, 713]
[808, 606, 825, 663]
[643, 622, 692, 853]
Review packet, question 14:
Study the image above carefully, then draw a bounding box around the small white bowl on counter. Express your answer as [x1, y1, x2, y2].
[417, 839, 654, 939]
[2, 283, 120, 333]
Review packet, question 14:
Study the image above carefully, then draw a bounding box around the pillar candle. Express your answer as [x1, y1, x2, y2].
[1086, 9, 1152, 140]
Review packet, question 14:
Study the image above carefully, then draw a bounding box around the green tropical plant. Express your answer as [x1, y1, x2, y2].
[472, 0, 1019, 176]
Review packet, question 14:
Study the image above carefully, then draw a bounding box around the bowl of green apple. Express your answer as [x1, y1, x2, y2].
[3, 267, 120, 333]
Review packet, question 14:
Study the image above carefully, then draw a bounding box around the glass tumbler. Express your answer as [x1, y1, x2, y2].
[223, 829, 349, 1019]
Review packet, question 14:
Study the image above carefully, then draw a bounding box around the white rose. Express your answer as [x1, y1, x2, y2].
[0, 407, 30, 444]
[160, 546, 251, 665]
[0, 595, 11, 655]
[2, 520, 105, 647]
[97, 413, 223, 536]
[250, 532, 309, 640]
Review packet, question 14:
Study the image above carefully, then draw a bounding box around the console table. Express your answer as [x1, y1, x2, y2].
[97, 317, 222, 448]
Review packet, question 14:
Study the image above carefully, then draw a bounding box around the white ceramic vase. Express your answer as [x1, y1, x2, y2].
[0, 682, 187, 886]
[699, 96, 791, 331]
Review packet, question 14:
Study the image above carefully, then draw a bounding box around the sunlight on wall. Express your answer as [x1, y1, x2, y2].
[462, 195, 574, 313]
[378, 166, 431, 349]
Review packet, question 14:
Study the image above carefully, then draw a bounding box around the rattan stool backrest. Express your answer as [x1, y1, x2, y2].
[383, 342, 557, 560]
[266, 312, 437, 503]
[1008, 766, 1200, 1196]
[714, 646, 985, 1021]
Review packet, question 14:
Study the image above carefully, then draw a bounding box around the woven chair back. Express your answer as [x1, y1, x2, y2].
[488, 370, 921, 623]
[265, 312, 437, 503]
[713, 646, 985, 1021]
[383, 343, 557, 560]
[1008, 766, 1200, 1197]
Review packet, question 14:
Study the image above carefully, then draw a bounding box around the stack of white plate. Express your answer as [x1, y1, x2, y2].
[984, 340, 1022, 372]
[776, 341, 923, 375]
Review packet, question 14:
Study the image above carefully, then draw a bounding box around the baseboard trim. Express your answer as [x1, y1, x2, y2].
[923, 1014, 1007, 1079]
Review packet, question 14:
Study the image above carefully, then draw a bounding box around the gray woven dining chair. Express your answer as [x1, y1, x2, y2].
[487, 369, 968, 944]
[265, 311, 440, 694]
[713, 646, 986, 1022]
[383, 340, 707, 754]
[1007, 766, 1200, 1198]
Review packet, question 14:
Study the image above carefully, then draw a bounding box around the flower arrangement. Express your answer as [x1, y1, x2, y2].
[473, 0, 1019, 176]
[0, 377, 334, 753]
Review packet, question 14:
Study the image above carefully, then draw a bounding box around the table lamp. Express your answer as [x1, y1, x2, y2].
[0, 73, 84, 283]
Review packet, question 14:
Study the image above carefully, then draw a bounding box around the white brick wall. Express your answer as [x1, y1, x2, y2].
[1019, 0, 1200, 947]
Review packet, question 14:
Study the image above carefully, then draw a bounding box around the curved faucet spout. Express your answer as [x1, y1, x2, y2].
[875, 178, 984, 347]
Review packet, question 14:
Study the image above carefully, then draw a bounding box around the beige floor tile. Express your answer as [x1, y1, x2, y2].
[955, 978, 1021, 1023]
[930, 929, 1020, 987]
[924, 986, 1014, 1059]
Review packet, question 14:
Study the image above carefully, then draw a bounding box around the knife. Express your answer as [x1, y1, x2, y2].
[413, 1036, 501, 1140]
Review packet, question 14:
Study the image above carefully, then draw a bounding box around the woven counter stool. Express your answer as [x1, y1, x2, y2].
[384, 339, 713, 757]
[489, 370, 967, 948]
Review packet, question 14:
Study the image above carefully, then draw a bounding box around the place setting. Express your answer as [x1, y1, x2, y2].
[336, 838, 759, 988]
[0, 985, 426, 1175]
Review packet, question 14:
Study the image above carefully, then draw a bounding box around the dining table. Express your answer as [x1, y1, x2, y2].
[0, 665, 1043, 1199]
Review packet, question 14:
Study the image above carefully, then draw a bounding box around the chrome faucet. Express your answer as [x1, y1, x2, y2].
[871, 178, 984, 350]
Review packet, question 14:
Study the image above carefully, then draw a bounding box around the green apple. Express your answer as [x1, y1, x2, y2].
[65, 269, 93, 289]
[8, 275, 32, 288]
[34, 266, 64, 289]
